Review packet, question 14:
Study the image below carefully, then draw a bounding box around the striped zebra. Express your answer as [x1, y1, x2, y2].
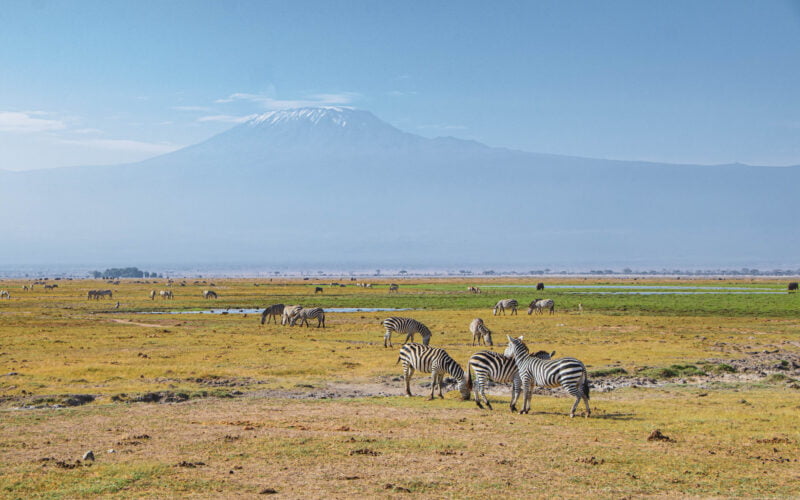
[149, 290, 157, 300]
[382, 317, 431, 348]
[397, 343, 470, 400]
[260, 304, 285, 325]
[504, 335, 590, 417]
[469, 318, 493, 346]
[290, 307, 326, 328]
[467, 348, 553, 411]
[388, 284, 399, 293]
[493, 299, 518, 316]
[94, 289, 113, 299]
[281, 305, 303, 326]
[203, 290, 218, 299]
[159, 290, 173, 300]
[527, 298, 555, 315]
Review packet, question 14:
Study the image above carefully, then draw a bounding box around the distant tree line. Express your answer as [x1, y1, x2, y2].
[89, 267, 162, 279]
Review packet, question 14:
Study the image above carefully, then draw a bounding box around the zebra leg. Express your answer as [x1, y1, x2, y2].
[404, 332, 414, 344]
[384, 330, 392, 348]
[404, 366, 414, 397]
[437, 373, 445, 399]
[510, 378, 520, 413]
[473, 379, 484, 409]
[422, 334, 430, 346]
[569, 396, 581, 418]
[521, 381, 533, 414]
[428, 372, 437, 400]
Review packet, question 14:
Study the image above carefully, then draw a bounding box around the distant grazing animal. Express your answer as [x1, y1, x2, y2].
[114, 301, 120, 309]
[43, 284, 57, 291]
[315, 287, 323, 294]
[290, 307, 326, 328]
[468, 348, 554, 411]
[87, 290, 96, 299]
[527, 298, 555, 315]
[260, 304, 285, 325]
[149, 290, 157, 300]
[202, 290, 218, 299]
[282, 305, 303, 326]
[22, 285, 28, 291]
[789, 282, 798, 292]
[578, 303, 583, 313]
[365, 283, 372, 288]
[536, 282, 545, 291]
[159, 290, 173, 300]
[493, 299, 518, 316]
[389, 284, 399, 293]
[397, 343, 470, 400]
[382, 317, 432, 348]
[505, 335, 590, 417]
[469, 318, 493, 346]
[0, 290, 10, 299]
[94, 289, 113, 299]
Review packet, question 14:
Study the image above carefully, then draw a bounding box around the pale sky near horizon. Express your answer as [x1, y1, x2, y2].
[1, 0, 799, 171]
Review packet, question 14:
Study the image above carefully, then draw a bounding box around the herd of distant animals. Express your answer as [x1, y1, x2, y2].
[3, 279, 799, 417]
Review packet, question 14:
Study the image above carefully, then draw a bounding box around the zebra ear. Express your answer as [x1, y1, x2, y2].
[518, 335, 524, 340]
[506, 335, 513, 342]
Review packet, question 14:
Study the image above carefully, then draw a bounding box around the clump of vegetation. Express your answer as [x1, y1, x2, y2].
[90, 267, 160, 278]
[765, 373, 794, 384]
[589, 367, 628, 377]
[700, 362, 737, 374]
[640, 364, 706, 379]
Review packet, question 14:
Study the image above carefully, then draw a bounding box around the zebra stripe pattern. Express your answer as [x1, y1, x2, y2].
[527, 298, 555, 315]
[469, 318, 493, 346]
[290, 307, 326, 328]
[467, 348, 553, 411]
[493, 299, 518, 315]
[382, 317, 432, 348]
[504, 335, 590, 417]
[260, 303, 285, 325]
[397, 343, 470, 400]
[282, 305, 303, 325]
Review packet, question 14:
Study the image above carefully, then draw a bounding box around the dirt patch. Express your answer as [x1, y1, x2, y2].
[107, 318, 173, 328]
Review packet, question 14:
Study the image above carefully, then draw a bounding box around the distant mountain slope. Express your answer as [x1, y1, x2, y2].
[1, 107, 798, 268]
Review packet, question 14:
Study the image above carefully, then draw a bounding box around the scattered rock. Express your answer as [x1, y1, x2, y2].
[647, 429, 675, 442]
[176, 461, 206, 468]
[575, 456, 604, 465]
[349, 448, 380, 456]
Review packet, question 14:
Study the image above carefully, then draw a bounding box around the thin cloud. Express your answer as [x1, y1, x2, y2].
[0, 111, 66, 133]
[57, 138, 181, 154]
[215, 91, 360, 109]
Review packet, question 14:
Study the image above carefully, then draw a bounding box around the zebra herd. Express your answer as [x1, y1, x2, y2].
[259, 304, 326, 328]
[493, 298, 556, 316]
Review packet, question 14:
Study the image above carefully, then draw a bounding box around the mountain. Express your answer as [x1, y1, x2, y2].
[1, 106, 799, 270]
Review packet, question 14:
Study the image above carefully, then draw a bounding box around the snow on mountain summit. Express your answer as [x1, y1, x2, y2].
[246, 106, 369, 128]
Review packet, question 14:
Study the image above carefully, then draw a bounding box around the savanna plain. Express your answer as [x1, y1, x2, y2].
[0, 278, 798, 498]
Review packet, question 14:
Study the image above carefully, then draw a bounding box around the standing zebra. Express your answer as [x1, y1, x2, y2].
[290, 307, 326, 328]
[388, 284, 399, 293]
[397, 343, 470, 400]
[527, 298, 555, 315]
[382, 317, 432, 348]
[504, 335, 590, 417]
[493, 299, 518, 316]
[282, 305, 303, 326]
[149, 290, 157, 300]
[203, 290, 218, 299]
[468, 348, 554, 411]
[469, 318, 493, 346]
[260, 304, 285, 325]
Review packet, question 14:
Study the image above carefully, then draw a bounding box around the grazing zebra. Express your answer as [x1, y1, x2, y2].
[203, 290, 218, 299]
[44, 284, 57, 291]
[87, 290, 96, 299]
[159, 290, 173, 300]
[149, 290, 157, 300]
[469, 318, 493, 346]
[22, 285, 28, 291]
[536, 282, 545, 291]
[388, 284, 399, 293]
[468, 348, 554, 411]
[397, 343, 470, 400]
[282, 305, 303, 326]
[382, 317, 432, 348]
[0, 290, 10, 299]
[493, 299, 518, 316]
[93, 289, 113, 299]
[527, 298, 555, 315]
[260, 304, 285, 325]
[290, 307, 326, 328]
[504, 335, 590, 417]
[467, 286, 481, 294]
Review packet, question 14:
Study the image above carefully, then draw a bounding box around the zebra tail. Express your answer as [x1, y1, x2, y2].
[583, 373, 590, 400]
[466, 366, 473, 391]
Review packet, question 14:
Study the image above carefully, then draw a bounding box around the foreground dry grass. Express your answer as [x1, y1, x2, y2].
[1, 278, 799, 498]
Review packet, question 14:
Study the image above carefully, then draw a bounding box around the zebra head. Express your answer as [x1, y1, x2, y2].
[504, 335, 527, 359]
[457, 376, 471, 400]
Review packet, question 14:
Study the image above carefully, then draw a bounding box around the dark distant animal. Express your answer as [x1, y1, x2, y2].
[260, 304, 285, 325]
[290, 307, 326, 328]
[315, 287, 323, 294]
[536, 282, 545, 291]
[203, 290, 217, 299]
[44, 284, 57, 291]
[382, 317, 431, 348]
[789, 282, 798, 292]
[505, 335, 590, 417]
[469, 318, 493, 346]
[397, 343, 470, 400]
[493, 299, 518, 316]
[528, 298, 555, 315]
[389, 284, 399, 293]
[468, 347, 554, 411]
[94, 289, 113, 299]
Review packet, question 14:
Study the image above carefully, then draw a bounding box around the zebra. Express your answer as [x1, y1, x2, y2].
[203, 290, 218, 299]
[149, 290, 157, 300]
[493, 299, 518, 316]
[87, 290, 96, 299]
[469, 318, 493, 346]
[94, 290, 113, 299]
[0, 290, 10, 299]
[397, 343, 470, 400]
[159, 290, 173, 300]
[382, 317, 431, 348]
[467, 348, 554, 411]
[282, 305, 303, 325]
[504, 335, 590, 417]
[260, 304, 285, 325]
[527, 298, 555, 315]
[290, 307, 326, 328]
[388, 284, 399, 293]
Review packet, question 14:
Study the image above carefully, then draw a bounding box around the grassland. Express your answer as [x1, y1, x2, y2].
[0, 277, 798, 498]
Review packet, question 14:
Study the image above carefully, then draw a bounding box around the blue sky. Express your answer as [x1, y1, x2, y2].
[1, 0, 799, 170]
